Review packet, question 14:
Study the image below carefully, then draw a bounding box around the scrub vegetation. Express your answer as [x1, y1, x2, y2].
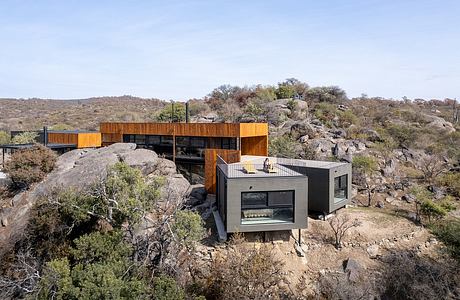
[1, 78, 459, 298]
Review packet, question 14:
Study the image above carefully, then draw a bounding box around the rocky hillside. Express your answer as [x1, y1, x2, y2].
[0, 143, 191, 258]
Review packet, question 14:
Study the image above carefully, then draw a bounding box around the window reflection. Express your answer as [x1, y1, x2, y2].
[241, 191, 294, 225]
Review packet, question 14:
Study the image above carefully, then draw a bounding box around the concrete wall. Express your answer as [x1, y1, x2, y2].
[224, 176, 308, 233]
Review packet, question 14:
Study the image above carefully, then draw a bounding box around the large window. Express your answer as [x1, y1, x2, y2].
[241, 191, 294, 225]
[334, 174, 348, 203]
[175, 136, 207, 159]
[123, 134, 173, 155]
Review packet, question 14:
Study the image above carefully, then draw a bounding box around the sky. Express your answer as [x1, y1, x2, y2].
[0, 0, 459, 101]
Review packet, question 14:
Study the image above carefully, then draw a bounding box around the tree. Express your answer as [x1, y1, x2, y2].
[275, 78, 309, 99]
[380, 251, 459, 299]
[11, 131, 39, 144]
[327, 214, 361, 249]
[418, 154, 449, 184]
[386, 124, 418, 149]
[0, 130, 10, 145]
[221, 99, 242, 122]
[352, 155, 378, 206]
[172, 210, 205, 250]
[4, 144, 57, 188]
[3, 162, 205, 299]
[304, 86, 347, 103]
[154, 103, 186, 122]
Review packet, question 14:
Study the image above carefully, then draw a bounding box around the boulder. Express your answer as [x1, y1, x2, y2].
[425, 115, 456, 133]
[0, 171, 12, 189]
[331, 128, 346, 138]
[382, 159, 397, 176]
[189, 184, 207, 202]
[120, 149, 158, 175]
[290, 121, 315, 140]
[148, 159, 177, 176]
[299, 135, 309, 143]
[402, 194, 416, 203]
[343, 258, 363, 282]
[366, 245, 380, 258]
[362, 129, 382, 142]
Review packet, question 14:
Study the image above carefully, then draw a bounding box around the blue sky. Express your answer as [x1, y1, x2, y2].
[0, 0, 459, 100]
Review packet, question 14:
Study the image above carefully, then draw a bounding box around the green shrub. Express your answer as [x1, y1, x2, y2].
[0, 130, 10, 145]
[153, 103, 186, 122]
[337, 110, 358, 128]
[313, 102, 337, 126]
[11, 131, 39, 144]
[420, 200, 448, 223]
[431, 219, 460, 260]
[36, 231, 150, 300]
[172, 210, 206, 249]
[4, 144, 57, 188]
[268, 135, 297, 158]
[386, 124, 418, 148]
[153, 275, 186, 300]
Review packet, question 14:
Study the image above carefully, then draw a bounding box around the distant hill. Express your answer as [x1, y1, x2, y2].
[0, 96, 166, 131]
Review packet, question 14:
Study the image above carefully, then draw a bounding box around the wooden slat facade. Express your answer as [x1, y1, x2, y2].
[77, 132, 102, 148]
[48, 132, 78, 145]
[100, 122, 268, 138]
[239, 123, 268, 138]
[99, 122, 269, 193]
[205, 149, 241, 193]
[240, 136, 269, 156]
[48, 132, 101, 148]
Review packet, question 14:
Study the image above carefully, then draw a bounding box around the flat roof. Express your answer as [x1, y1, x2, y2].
[11, 130, 97, 134]
[240, 155, 348, 169]
[220, 161, 305, 178]
[0, 143, 77, 149]
[48, 130, 98, 134]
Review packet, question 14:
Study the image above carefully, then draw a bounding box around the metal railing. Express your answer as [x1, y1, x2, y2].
[217, 158, 305, 178]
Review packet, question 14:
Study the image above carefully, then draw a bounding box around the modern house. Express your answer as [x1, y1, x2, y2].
[98, 122, 269, 187]
[215, 155, 351, 234]
[3, 121, 352, 236]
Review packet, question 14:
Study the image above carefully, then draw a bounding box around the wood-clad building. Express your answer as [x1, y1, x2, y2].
[99, 122, 269, 192]
[48, 131, 101, 148]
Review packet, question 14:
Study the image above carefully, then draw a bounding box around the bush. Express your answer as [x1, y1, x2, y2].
[386, 124, 418, 148]
[380, 251, 459, 299]
[4, 144, 57, 188]
[0, 130, 10, 145]
[437, 172, 460, 197]
[153, 275, 186, 300]
[420, 200, 448, 223]
[11, 131, 39, 144]
[198, 234, 287, 300]
[431, 219, 460, 260]
[172, 210, 206, 250]
[36, 231, 150, 300]
[269, 135, 297, 158]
